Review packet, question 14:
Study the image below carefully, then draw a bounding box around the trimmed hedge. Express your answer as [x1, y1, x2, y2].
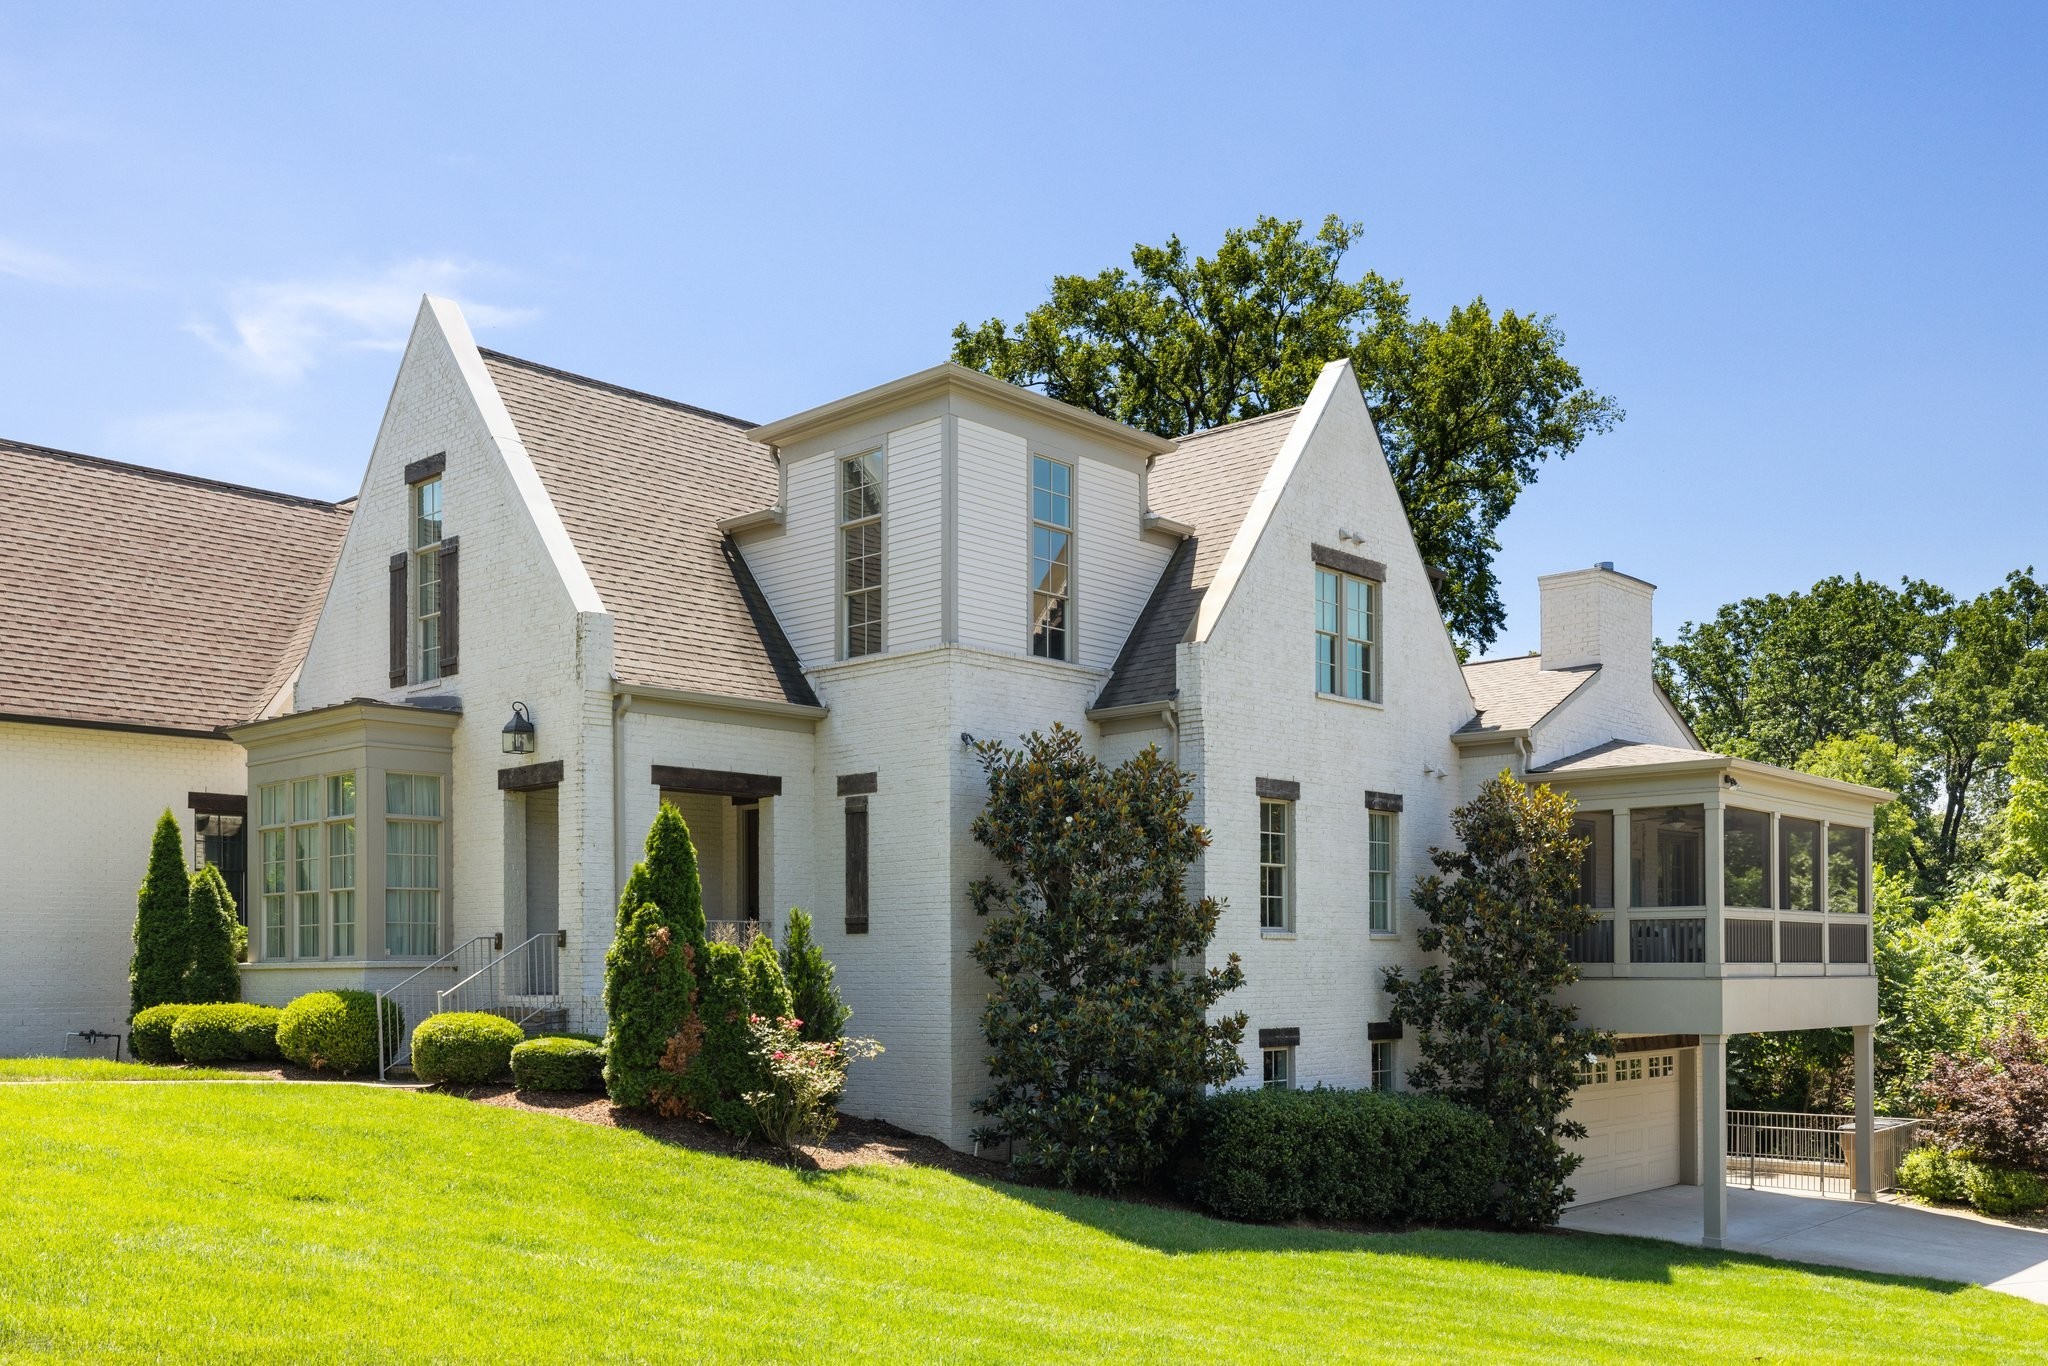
[170, 1004, 283, 1063]
[1963, 1163, 2048, 1217]
[512, 1036, 607, 1092]
[278, 990, 401, 1076]
[1186, 1086, 1505, 1226]
[130, 1004, 193, 1064]
[1896, 1145, 1969, 1205]
[412, 1013, 525, 1087]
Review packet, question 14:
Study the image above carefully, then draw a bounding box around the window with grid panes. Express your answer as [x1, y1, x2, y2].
[840, 451, 883, 657]
[1262, 1047, 1293, 1090]
[1368, 810, 1395, 932]
[385, 773, 442, 956]
[1314, 568, 1380, 701]
[1030, 456, 1073, 660]
[413, 477, 444, 680]
[326, 773, 356, 957]
[1259, 799, 1291, 931]
[290, 779, 321, 957]
[258, 783, 287, 958]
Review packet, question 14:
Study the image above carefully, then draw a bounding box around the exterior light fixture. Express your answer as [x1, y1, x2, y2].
[502, 701, 537, 755]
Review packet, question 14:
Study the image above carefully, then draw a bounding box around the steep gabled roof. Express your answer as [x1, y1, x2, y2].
[0, 439, 352, 734]
[478, 350, 818, 708]
[1456, 654, 1600, 738]
[1092, 407, 1300, 710]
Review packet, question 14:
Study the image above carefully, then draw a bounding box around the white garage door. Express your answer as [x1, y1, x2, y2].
[1566, 1052, 1682, 1205]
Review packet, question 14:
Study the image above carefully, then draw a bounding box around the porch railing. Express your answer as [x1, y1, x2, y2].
[436, 932, 569, 1035]
[376, 934, 497, 1078]
[706, 915, 773, 947]
[1727, 1109, 1922, 1195]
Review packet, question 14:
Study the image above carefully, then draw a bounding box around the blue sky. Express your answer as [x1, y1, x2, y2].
[2, 3, 2040, 655]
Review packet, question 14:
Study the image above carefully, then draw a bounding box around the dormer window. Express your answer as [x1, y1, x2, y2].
[413, 476, 444, 681]
[1031, 456, 1073, 661]
[841, 450, 883, 658]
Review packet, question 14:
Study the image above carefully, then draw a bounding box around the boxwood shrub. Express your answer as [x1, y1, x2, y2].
[1962, 1162, 2048, 1217]
[129, 1004, 193, 1065]
[170, 1003, 284, 1063]
[277, 990, 400, 1076]
[412, 1012, 526, 1087]
[1896, 1145, 1969, 1205]
[511, 1035, 607, 1093]
[1186, 1086, 1505, 1226]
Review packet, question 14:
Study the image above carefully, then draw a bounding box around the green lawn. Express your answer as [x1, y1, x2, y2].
[1, 1084, 2041, 1364]
[0, 1057, 245, 1082]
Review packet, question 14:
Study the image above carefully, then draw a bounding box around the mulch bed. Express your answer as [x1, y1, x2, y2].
[466, 1085, 1010, 1177]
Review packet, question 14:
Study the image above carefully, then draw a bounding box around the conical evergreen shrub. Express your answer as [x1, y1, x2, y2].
[129, 810, 193, 1019]
[603, 802, 709, 1111]
[687, 931, 794, 1135]
[184, 864, 243, 1004]
[780, 908, 849, 1045]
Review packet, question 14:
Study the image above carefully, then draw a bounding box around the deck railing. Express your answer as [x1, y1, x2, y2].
[1727, 1109, 1922, 1194]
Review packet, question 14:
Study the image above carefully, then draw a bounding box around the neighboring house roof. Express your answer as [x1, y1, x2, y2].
[1456, 654, 1601, 738]
[479, 350, 820, 709]
[0, 438, 352, 735]
[1093, 407, 1301, 710]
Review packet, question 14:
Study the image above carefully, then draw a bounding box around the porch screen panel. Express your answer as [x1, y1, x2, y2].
[1828, 826, 1868, 916]
[1723, 808, 1771, 909]
[1629, 805, 1704, 907]
[1570, 811, 1613, 909]
[1780, 818, 1822, 914]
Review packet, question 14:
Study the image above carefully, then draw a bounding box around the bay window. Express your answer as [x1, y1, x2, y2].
[385, 773, 443, 956]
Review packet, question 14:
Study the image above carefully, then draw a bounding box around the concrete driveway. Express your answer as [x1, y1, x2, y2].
[1559, 1184, 2048, 1304]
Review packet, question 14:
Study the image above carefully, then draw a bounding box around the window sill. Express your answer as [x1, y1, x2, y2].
[1259, 929, 1297, 941]
[1369, 930, 1401, 940]
[1315, 691, 1385, 711]
[243, 957, 440, 970]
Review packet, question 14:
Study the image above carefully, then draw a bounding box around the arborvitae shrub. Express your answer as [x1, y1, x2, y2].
[277, 990, 399, 1076]
[184, 865, 242, 1004]
[170, 1004, 282, 1063]
[512, 1036, 607, 1092]
[603, 803, 708, 1111]
[412, 1012, 526, 1087]
[1186, 1087, 1505, 1225]
[129, 811, 193, 1018]
[684, 935, 794, 1135]
[130, 1004, 192, 1064]
[780, 908, 849, 1045]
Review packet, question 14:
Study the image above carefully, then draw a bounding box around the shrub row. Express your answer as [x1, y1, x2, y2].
[131, 1003, 282, 1064]
[512, 1036, 607, 1092]
[1897, 1145, 2048, 1216]
[1185, 1085, 1506, 1226]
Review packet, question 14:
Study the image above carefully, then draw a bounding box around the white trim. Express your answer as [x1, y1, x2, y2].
[1194, 360, 1350, 643]
[423, 295, 607, 617]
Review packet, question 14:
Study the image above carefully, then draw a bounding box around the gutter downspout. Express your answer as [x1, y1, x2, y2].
[613, 690, 633, 901]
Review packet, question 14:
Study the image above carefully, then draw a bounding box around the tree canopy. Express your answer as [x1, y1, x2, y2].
[952, 215, 1622, 652]
[1656, 569, 2048, 892]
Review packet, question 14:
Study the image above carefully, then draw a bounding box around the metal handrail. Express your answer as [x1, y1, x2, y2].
[437, 932, 560, 1011]
[376, 934, 497, 1079]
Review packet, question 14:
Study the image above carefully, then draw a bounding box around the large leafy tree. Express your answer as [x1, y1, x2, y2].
[952, 215, 1622, 652]
[1657, 570, 2048, 892]
[1382, 773, 1610, 1227]
[969, 725, 1246, 1190]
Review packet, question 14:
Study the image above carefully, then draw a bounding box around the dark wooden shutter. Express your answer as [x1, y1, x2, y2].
[388, 552, 408, 687]
[437, 536, 460, 676]
[844, 796, 869, 934]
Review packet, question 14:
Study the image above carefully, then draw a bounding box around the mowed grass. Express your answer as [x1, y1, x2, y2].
[2, 1085, 2043, 1365]
[0, 1057, 246, 1082]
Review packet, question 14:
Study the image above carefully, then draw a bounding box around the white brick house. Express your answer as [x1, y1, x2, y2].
[4, 296, 1890, 1246]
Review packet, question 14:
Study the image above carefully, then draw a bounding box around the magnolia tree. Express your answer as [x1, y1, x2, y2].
[968, 725, 1246, 1190]
[1382, 772, 1611, 1228]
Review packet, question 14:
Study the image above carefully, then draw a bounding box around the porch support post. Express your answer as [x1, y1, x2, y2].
[1701, 1033, 1728, 1247]
[1853, 1023, 1876, 1202]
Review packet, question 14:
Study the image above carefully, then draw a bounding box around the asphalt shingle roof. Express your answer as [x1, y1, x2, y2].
[1093, 407, 1300, 709]
[0, 439, 351, 734]
[480, 350, 818, 708]
[1531, 739, 1722, 774]
[1457, 654, 1600, 736]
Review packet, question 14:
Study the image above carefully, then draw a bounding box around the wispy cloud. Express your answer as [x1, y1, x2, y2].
[188, 257, 537, 380]
[111, 406, 356, 499]
[0, 237, 92, 287]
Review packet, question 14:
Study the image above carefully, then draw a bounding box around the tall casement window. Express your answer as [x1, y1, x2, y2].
[1368, 810, 1396, 933]
[1262, 1047, 1294, 1090]
[1314, 568, 1380, 701]
[326, 773, 357, 958]
[413, 476, 445, 680]
[1258, 798, 1292, 932]
[843, 795, 870, 934]
[1371, 1041, 1396, 1092]
[840, 450, 883, 658]
[385, 773, 443, 956]
[258, 783, 287, 958]
[291, 779, 321, 957]
[1031, 456, 1073, 661]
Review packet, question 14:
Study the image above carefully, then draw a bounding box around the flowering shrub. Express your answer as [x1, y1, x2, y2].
[741, 1015, 882, 1149]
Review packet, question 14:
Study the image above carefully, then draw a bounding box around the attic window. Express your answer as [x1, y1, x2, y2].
[413, 477, 445, 681]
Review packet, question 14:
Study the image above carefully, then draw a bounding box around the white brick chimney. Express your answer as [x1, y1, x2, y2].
[1538, 563, 1656, 685]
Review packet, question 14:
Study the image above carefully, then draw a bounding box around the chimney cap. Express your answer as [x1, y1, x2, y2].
[1595, 560, 1615, 572]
